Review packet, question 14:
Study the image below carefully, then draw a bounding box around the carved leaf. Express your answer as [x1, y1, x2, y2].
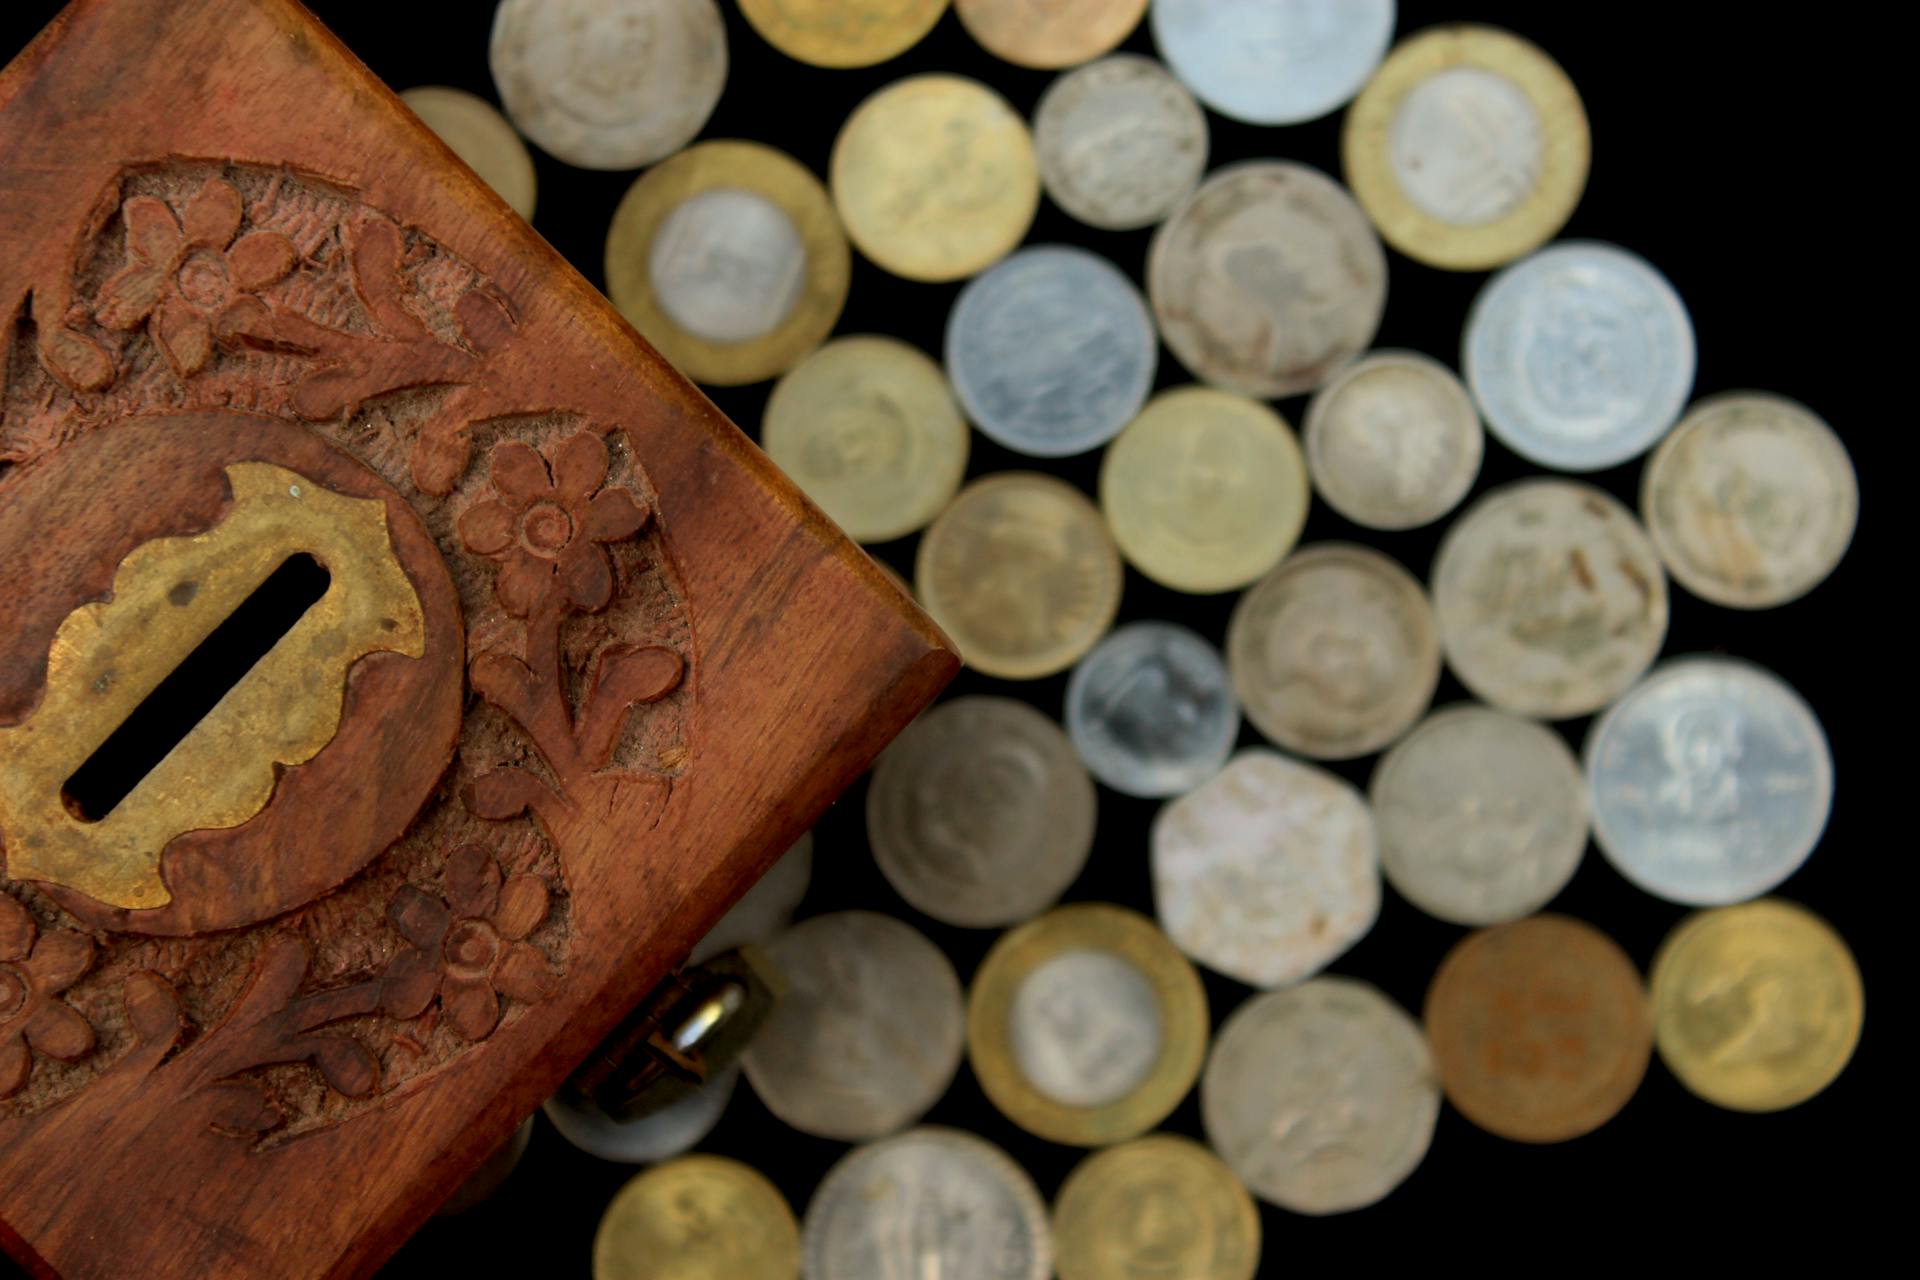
[347, 218, 427, 341]
[40, 326, 116, 392]
[229, 935, 312, 1028]
[205, 1080, 283, 1135]
[122, 971, 185, 1049]
[411, 428, 473, 497]
[289, 363, 364, 422]
[470, 651, 541, 729]
[577, 646, 686, 770]
[309, 1037, 379, 1099]
[456, 289, 514, 355]
[464, 768, 559, 823]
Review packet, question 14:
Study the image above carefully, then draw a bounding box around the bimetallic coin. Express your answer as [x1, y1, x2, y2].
[545, 1068, 740, 1165]
[1203, 978, 1439, 1215]
[737, 0, 949, 69]
[1465, 241, 1696, 471]
[1151, 0, 1395, 126]
[490, 0, 726, 171]
[1034, 55, 1209, 232]
[1052, 1135, 1259, 1280]
[741, 912, 964, 1141]
[400, 87, 538, 222]
[1151, 750, 1380, 989]
[690, 832, 814, 964]
[1149, 161, 1387, 398]
[1432, 479, 1669, 720]
[946, 245, 1158, 458]
[956, 0, 1147, 69]
[1585, 657, 1833, 907]
[1064, 622, 1239, 798]
[1642, 392, 1858, 609]
[1303, 350, 1483, 531]
[593, 1154, 799, 1280]
[1650, 899, 1863, 1112]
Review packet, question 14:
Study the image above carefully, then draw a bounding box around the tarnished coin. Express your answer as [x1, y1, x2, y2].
[867, 696, 1097, 927]
[738, 0, 949, 69]
[691, 832, 814, 964]
[1203, 978, 1439, 1215]
[1099, 387, 1309, 594]
[946, 245, 1158, 458]
[1650, 899, 1863, 1112]
[1053, 1135, 1259, 1280]
[1642, 392, 1858, 609]
[1148, 161, 1387, 398]
[490, 0, 726, 171]
[762, 336, 969, 543]
[1064, 622, 1239, 798]
[1151, 0, 1396, 126]
[916, 473, 1123, 680]
[1034, 55, 1209, 231]
[1465, 241, 1695, 471]
[803, 1128, 1051, 1280]
[1432, 479, 1669, 720]
[1585, 657, 1833, 907]
[1303, 350, 1483, 531]
[741, 912, 964, 1141]
[546, 1068, 740, 1165]
[400, 86, 538, 221]
[1227, 544, 1440, 760]
[1370, 706, 1588, 926]
[593, 1154, 799, 1280]
[1343, 25, 1589, 271]
[1424, 915, 1652, 1143]
[831, 74, 1040, 283]
[957, 0, 1147, 69]
[1151, 749, 1379, 989]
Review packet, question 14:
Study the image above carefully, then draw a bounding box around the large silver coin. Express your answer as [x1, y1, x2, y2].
[1151, 0, 1396, 126]
[1585, 657, 1833, 906]
[1033, 54, 1209, 231]
[542, 1067, 738, 1165]
[1064, 622, 1239, 798]
[690, 832, 813, 964]
[1304, 349, 1483, 531]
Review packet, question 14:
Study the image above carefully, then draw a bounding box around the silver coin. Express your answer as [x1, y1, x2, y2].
[1064, 622, 1239, 798]
[1151, 0, 1396, 126]
[802, 1127, 1052, 1280]
[1370, 705, 1588, 926]
[690, 831, 814, 964]
[1304, 349, 1484, 531]
[1202, 977, 1439, 1215]
[1585, 657, 1834, 907]
[542, 1067, 738, 1165]
[648, 187, 807, 344]
[1151, 749, 1379, 989]
[1033, 54, 1209, 231]
[867, 696, 1097, 927]
[742, 912, 964, 1141]
[1009, 948, 1163, 1108]
[1464, 240, 1696, 471]
[945, 245, 1158, 458]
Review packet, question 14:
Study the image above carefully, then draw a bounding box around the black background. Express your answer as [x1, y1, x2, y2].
[0, 1, 1883, 1274]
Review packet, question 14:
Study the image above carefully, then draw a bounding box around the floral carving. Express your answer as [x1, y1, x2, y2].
[0, 893, 96, 1098]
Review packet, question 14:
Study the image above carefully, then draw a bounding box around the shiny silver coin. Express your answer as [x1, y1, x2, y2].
[1064, 622, 1239, 798]
[1010, 948, 1163, 1108]
[542, 1068, 738, 1165]
[690, 831, 813, 964]
[1151, 0, 1396, 126]
[1304, 349, 1484, 531]
[1033, 54, 1209, 231]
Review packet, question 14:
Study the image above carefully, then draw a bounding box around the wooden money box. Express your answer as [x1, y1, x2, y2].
[0, 1, 956, 1275]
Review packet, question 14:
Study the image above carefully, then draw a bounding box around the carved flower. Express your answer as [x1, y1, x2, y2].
[0, 894, 95, 1098]
[457, 433, 650, 617]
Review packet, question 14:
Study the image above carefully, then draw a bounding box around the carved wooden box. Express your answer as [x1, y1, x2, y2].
[0, 2, 956, 1275]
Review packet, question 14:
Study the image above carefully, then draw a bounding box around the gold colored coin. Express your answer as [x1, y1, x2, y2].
[1650, 899, 1864, 1112]
[1053, 1135, 1260, 1280]
[400, 86, 538, 222]
[592, 1154, 800, 1280]
[1343, 25, 1589, 271]
[831, 74, 1041, 283]
[606, 140, 849, 387]
[1099, 386, 1308, 594]
[969, 904, 1208, 1146]
[737, 0, 949, 69]
[955, 0, 1148, 70]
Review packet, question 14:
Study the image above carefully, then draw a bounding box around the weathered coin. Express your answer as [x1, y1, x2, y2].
[1464, 240, 1695, 471]
[593, 1154, 799, 1280]
[1641, 392, 1858, 609]
[741, 912, 964, 1141]
[1148, 161, 1387, 398]
[1151, 0, 1395, 126]
[1303, 350, 1483, 531]
[1432, 479, 1669, 720]
[737, 0, 949, 69]
[916, 473, 1123, 680]
[400, 86, 538, 221]
[1151, 749, 1379, 989]
[831, 74, 1040, 283]
[1370, 705, 1587, 926]
[946, 245, 1158, 458]
[1650, 899, 1863, 1112]
[1033, 54, 1209, 231]
[1099, 387, 1309, 594]
[1064, 622, 1239, 798]
[691, 832, 814, 964]
[1343, 25, 1589, 271]
[546, 1067, 740, 1165]
[1052, 1135, 1259, 1280]
[490, 0, 727, 171]
[1424, 914, 1652, 1143]
[1585, 657, 1833, 907]
[957, 0, 1147, 69]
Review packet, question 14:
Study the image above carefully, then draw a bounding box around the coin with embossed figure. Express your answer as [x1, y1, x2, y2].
[1065, 622, 1239, 798]
[593, 1154, 799, 1280]
[1053, 1135, 1259, 1280]
[1034, 55, 1209, 231]
[1304, 350, 1483, 531]
[400, 86, 538, 221]
[958, 0, 1147, 68]
[547, 1067, 740, 1165]
[738, 0, 949, 69]
[1152, 0, 1395, 126]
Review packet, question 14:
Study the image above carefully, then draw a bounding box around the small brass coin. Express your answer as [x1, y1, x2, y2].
[738, 0, 949, 70]
[1052, 1135, 1259, 1280]
[592, 1154, 800, 1280]
[399, 86, 538, 222]
[955, 0, 1147, 70]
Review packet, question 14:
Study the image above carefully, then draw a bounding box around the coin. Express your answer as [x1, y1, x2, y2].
[1099, 387, 1309, 594]
[1148, 161, 1387, 398]
[593, 1154, 799, 1280]
[1641, 392, 1858, 609]
[956, 0, 1147, 69]
[737, 0, 949, 69]
[916, 473, 1124, 679]
[802, 1128, 1051, 1280]
[1033, 55, 1209, 231]
[946, 245, 1158, 458]
[1151, 749, 1379, 989]
[546, 1067, 740, 1164]
[1052, 1135, 1259, 1280]
[1064, 622, 1239, 798]
[1464, 240, 1695, 471]
[400, 86, 538, 221]
[741, 911, 964, 1141]
[831, 74, 1040, 283]
[1203, 978, 1439, 1215]
[1585, 657, 1833, 907]
[690, 832, 814, 964]
[867, 696, 1097, 927]
[1227, 544, 1440, 760]
[1343, 25, 1589, 271]
[1649, 899, 1863, 1112]
[1303, 350, 1483, 531]
[1370, 705, 1587, 926]
[490, 0, 727, 171]
[1432, 479, 1669, 720]
[1424, 914, 1652, 1143]
[1151, 0, 1395, 126]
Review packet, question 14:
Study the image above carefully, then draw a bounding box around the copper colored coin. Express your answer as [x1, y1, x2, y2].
[955, 0, 1148, 69]
[1424, 914, 1652, 1143]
